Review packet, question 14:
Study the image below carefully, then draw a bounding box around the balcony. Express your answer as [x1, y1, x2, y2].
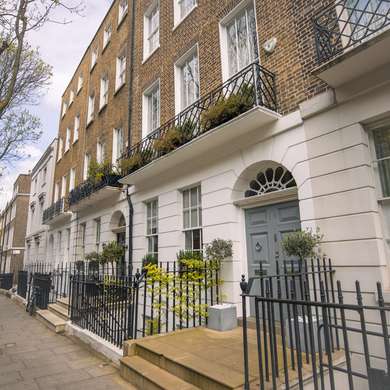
[68, 173, 122, 212]
[313, 0, 390, 87]
[42, 198, 71, 225]
[120, 62, 279, 185]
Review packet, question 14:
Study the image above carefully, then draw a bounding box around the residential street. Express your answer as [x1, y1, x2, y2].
[0, 295, 136, 390]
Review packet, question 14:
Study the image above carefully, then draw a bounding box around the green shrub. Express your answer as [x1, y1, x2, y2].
[281, 228, 323, 261]
[88, 159, 114, 184]
[142, 254, 158, 268]
[153, 128, 183, 155]
[205, 239, 233, 262]
[119, 152, 144, 174]
[101, 241, 125, 264]
[201, 84, 255, 131]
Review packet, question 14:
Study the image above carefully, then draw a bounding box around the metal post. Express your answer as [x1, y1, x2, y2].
[240, 275, 250, 390]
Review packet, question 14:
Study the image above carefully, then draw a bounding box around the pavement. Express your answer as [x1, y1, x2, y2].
[0, 295, 136, 390]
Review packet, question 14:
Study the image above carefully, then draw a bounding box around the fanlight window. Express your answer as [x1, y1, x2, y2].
[245, 166, 297, 198]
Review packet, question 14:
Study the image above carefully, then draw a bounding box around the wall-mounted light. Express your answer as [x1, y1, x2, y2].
[263, 37, 277, 54]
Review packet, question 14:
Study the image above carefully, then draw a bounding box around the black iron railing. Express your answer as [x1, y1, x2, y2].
[314, 0, 390, 64]
[0, 273, 13, 290]
[69, 261, 220, 348]
[17, 270, 28, 298]
[240, 258, 390, 390]
[121, 62, 277, 177]
[68, 173, 122, 207]
[42, 198, 67, 224]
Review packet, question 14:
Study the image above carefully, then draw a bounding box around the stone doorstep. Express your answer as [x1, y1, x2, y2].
[36, 309, 67, 334]
[48, 302, 70, 321]
[56, 297, 70, 310]
[120, 355, 200, 390]
[121, 335, 248, 390]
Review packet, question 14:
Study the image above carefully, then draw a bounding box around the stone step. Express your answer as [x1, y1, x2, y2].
[56, 297, 70, 310]
[48, 303, 69, 321]
[120, 356, 200, 390]
[133, 341, 246, 390]
[36, 309, 66, 334]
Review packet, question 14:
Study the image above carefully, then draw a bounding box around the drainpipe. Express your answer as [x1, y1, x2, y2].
[124, 0, 136, 279]
[126, 186, 134, 279]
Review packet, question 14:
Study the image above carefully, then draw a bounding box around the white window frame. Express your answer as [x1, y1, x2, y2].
[57, 138, 63, 161]
[83, 153, 91, 181]
[61, 175, 67, 198]
[146, 199, 158, 259]
[112, 128, 124, 165]
[65, 128, 71, 152]
[174, 44, 200, 114]
[91, 48, 98, 71]
[87, 93, 95, 125]
[54, 182, 60, 202]
[118, 0, 128, 25]
[73, 115, 80, 143]
[182, 185, 202, 252]
[69, 168, 76, 192]
[219, 0, 259, 82]
[100, 75, 109, 109]
[143, 1, 160, 61]
[142, 80, 160, 138]
[69, 90, 75, 106]
[115, 54, 126, 91]
[103, 24, 112, 49]
[96, 142, 105, 164]
[77, 74, 83, 94]
[173, 0, 197, 28]
[61, 101, 67, 118]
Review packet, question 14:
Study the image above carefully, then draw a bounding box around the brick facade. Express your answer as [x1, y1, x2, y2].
[53, 0, 131, 202]
[0, 174, 31, 274]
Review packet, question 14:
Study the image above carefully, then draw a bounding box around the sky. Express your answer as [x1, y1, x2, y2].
[0, 0, 114, 209]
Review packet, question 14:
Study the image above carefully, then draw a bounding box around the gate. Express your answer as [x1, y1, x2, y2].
[28, 273, 52, 310]
[240, 258, 390, 390]
[0, 273, 13, 290]
[17, 270, 28, 298]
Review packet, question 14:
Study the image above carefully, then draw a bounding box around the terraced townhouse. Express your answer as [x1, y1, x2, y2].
[0, 174, 31, 276]
[40, 0, 390, 343]
[42, 0, 131, 263]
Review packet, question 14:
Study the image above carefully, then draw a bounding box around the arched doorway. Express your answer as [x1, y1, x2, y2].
[238, 163, 300, 283]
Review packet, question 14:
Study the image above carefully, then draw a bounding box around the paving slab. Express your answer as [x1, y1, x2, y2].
[0, 295, 136, 389]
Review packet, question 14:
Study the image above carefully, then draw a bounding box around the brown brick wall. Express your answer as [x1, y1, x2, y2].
[53, 0, 131, 201]
[53, 0, 336, 181]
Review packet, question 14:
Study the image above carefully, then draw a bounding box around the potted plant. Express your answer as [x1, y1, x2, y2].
[142, 254, 158, 269]
[281, 228, 323, 262]
[119, 151, 145, 175]
[201, 84, 255, 131]
[101, 241, 126, 274]
[153, 128, 183, 155]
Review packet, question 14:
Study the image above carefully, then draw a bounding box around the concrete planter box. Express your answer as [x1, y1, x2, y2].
[207, 304, 237, 331]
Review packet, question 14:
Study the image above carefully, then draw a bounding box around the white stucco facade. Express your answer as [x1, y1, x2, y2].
[24, 139, 58, 265]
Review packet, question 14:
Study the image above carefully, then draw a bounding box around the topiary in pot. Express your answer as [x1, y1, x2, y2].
[205, 239, 233, 263]
[281, 228, 323, 262]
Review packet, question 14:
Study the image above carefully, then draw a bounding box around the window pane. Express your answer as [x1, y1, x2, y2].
[183, 210, 190, 229]
[227, 22, 238, 76]
[183, 190, 190, 208]
[193, 229, 202, 251]
[190, 187, 198, 207]
[378, 159, 390, 197]
[374, 128, 390, 159]
[185, 231, 192, 250]
[190, 208, 198, 228]
[237, 12, 250, 69]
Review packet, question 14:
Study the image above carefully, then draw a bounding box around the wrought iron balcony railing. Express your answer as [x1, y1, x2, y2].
[42, 198, 66, 224]
[314, 0, 390, 64]
[68, 173, 122, 207]
[121, 62, 277, 177]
